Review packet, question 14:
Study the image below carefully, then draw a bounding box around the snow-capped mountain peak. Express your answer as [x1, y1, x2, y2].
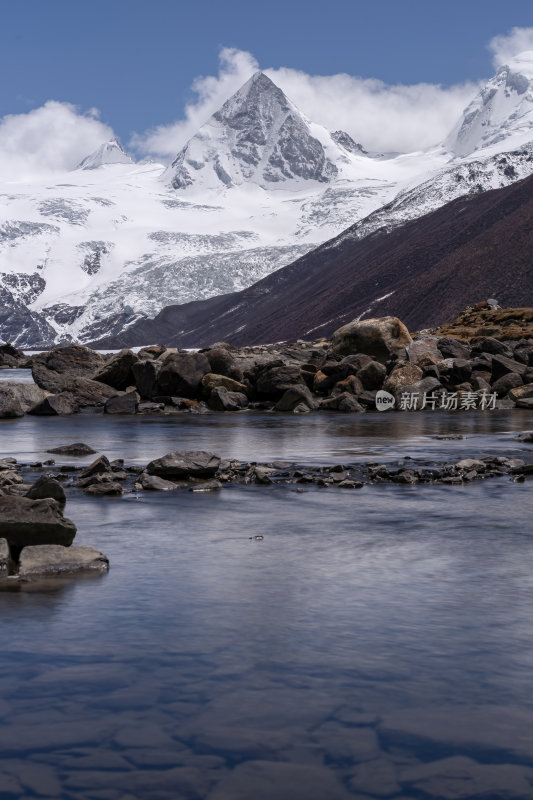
[76, 138, 133, 170]
[447, 50, 533, 157]
[164, 71, 357, 191]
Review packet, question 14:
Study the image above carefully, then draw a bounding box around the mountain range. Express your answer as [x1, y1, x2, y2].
[1, 54, 533, 348]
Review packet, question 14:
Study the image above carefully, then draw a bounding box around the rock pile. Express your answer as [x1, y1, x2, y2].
[1, 311, 532, 417]
[0, 461, 109, 582]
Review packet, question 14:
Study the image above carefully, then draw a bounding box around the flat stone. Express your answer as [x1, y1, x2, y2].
[138, 473, 177, 491]
[18, 545, 109, 577]
[84, 482, 124, 496]
[46, 443, 97, 456]
[189, 479, 222, 492]
[146, 450, 220, 479]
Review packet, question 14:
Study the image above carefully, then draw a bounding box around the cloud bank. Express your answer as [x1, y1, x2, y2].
[489, 26, 533, 68]
[0, 101, 114, 181]
[132, 47, 479, 159]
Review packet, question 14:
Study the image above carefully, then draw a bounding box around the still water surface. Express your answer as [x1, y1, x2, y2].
[1, 410, 533, 799]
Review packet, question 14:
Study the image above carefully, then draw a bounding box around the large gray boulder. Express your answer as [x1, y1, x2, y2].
[18, 545, 109, 577]
[92, 349, 138, 390]
[256, 364, 305, 398]
[275, 385, 318, 412]
[330, 316, 412, 362]
[203, 347, 243, 381]
[207, 386, 248, 411]
[104, 391, 138, 414]
[132, 359, 161, 399]
[26, 476, 66, 505]
[0, 496, 76, 547]
[156, 352, 210, 398]
[32, 345, 105, 392]
[0, 387, 24, 418]
[0, 383, 49, 412]
[146, 450, 220, 479]
[28, 392, 78, 416]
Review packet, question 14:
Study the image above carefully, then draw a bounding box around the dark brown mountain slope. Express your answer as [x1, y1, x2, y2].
[90, 173, 533, 349]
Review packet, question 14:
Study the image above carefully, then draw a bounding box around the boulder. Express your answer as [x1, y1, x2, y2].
[0, 382, 49, 412]
[437, 337, 471, 359]
[492, 372, 523, 397]
[0, 342, 25, 367]
[137, 345, 166, 360]
[84, 482, 124, 496]
[146, 450, 220, 479]
[31, 345, 104, 392]
[331, 375, 363, 396]
[137, 473, 177, 491]
[204, 347, 243, 381]
[509, 383, 533, 402]
[330, 316, 412, 362]
[491, 354, 528, 381]
[0, 538, 11, 578]
[26, 476, 66, 505]
[472, 336, 512, 357]
[407, 338, 441, 362]
[256, 364, 305, 398]
[446, 358, 472, 385]
[47, 443, 97, 456]
[383, 363, 424, 394]
[275, 385, 318, 412]
[92, 349, 138, 390]
[18, 545, 108, 577]
[208, 386, 248, 411]
[104, 391, 138, 415]
[79, 455, 112, 478]
[358, 360, 387, 390]
[320, 393, 365, 412]
[62, 377, 118, 407]
[156, 352, 210, 398]
[28, 392, 78, 416]
[132, 358, 162, 399]
[0, 387, 24, 418]
[0, 496, 76, 547]
[201, 373, 247, 394]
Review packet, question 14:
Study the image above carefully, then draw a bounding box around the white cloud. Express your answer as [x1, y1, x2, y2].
[488, 26, 533, 67]
[132, 48, 479, 159]
[0, 101, 115, 181]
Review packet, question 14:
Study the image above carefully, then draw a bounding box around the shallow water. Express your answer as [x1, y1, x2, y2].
[1, 411, 533, 799]
[0, 367, 34, 384]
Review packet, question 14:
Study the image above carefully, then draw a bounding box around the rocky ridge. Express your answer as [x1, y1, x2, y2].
[1, 311, 532, 421]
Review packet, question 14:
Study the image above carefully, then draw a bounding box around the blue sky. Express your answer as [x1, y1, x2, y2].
[2, 0, 532, 136]
[0, 0, 532, 176]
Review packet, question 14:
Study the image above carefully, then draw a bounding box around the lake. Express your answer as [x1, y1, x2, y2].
[1, 409, 533, 799]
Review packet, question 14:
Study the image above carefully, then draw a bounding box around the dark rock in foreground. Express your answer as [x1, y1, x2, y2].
[0, 496, 76, 547]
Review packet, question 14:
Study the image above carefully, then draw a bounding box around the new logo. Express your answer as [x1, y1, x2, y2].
[375, 390, 396, 411]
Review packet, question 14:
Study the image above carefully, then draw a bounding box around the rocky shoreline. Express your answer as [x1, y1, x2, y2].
[1, 304, 532, 418]
[1, 434, 532, 583]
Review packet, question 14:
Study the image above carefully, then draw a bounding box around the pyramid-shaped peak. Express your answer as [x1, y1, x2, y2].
[165, 69, 352, 191]
[446, 53, 533, 156]
[76, 138, 133, 170]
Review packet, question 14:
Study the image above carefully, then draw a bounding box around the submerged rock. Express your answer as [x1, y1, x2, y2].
[47, 443, 97, 456]
[18, 545, 109, 577]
